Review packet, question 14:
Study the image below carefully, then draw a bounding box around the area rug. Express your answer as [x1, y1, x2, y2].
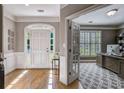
[79, 63, 124, 89]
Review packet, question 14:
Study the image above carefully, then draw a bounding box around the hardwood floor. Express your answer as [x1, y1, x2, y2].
[5, 69, 82, 89]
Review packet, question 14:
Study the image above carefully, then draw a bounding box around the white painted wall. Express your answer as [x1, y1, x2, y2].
[15, 52, 28, 68]
[60, 56, 68, 85]
[15, 52, 52, 69]
[3, 15, 16, 75]
[4, 53, 16, 75]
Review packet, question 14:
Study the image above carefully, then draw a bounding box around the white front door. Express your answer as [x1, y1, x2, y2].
[30, 30, 50, 68]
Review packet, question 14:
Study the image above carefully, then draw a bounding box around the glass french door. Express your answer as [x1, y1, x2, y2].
[68, 20, 80, 84]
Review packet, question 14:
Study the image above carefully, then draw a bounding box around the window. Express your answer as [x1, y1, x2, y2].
[50, 32, 54, 51]
[27, 39, 30, 51]
[25, 32, 31, 53]
[80, 31, 101, 57]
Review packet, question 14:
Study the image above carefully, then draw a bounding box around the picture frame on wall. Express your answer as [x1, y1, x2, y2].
[8, 29, 14, 51]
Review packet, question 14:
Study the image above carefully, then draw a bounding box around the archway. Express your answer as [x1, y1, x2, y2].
[24, 23, 55, 68]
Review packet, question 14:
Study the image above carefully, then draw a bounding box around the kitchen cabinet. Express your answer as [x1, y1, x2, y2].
[97, 53, 124, 78]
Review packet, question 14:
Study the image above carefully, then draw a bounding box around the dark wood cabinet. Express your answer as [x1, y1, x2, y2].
[97, 53, 124, 79]
[119, 62, 124, 78]
[103, 57, 120, 73]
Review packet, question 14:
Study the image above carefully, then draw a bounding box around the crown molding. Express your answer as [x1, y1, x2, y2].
[3, 8, 60, 23]
[3, 8, 16, 22]
[15, 16, 60, 22]
[66, 4, 110, 20]
[80, 25, 118, 30]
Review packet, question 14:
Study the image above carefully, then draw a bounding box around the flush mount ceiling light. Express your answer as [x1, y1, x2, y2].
[37, 9, 44, 13]
[88, 21, 93, 23]
[107, 9, 118, 16]
[25, 4, 29, 6]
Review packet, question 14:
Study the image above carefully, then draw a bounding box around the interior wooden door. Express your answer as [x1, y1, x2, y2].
[68, 21, 80, 84]
[30, 30, 50, 68]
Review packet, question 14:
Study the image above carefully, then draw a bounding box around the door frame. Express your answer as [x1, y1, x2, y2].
[24, 23, 56, 53]
[24, 23, 56, 68]
[65, 4, 110, 84]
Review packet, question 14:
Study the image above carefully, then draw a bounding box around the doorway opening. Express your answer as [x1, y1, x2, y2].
[24, 24, 55, 68]
[66, 4, 124, 89]
[65, 5, 108, 86]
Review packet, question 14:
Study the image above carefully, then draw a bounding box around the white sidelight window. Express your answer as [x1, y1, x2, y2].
[80, 31, 101, 57]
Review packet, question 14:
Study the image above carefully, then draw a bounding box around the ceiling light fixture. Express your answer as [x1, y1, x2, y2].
[25, 4, 29, 6]
[37, 9, 44, 13]
[107, 9, 118, 16]
[88, 21, 93, 23]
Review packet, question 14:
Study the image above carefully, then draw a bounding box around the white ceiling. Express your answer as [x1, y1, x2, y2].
[3, 4, 60, 17]
[73, 4, 124, 26]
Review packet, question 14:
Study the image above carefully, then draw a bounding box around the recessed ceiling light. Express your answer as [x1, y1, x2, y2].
[88, 21, 93, 23]
[25, 4, 29, 6]
[107, 9, 118, 16]
[37, 9, 44, 13]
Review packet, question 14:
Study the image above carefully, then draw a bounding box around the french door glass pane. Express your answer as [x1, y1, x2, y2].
[80, 44, 84, 56]
[80, 32, 84, 43]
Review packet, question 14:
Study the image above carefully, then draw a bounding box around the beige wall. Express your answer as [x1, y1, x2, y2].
[101, 29, 117, 52]
[3, 17, 16, 53]
[59, 4, 94, 84]
[118, 28, 124, 35]
[60, 4, 93, 55]
[15, 22, 59, 52]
